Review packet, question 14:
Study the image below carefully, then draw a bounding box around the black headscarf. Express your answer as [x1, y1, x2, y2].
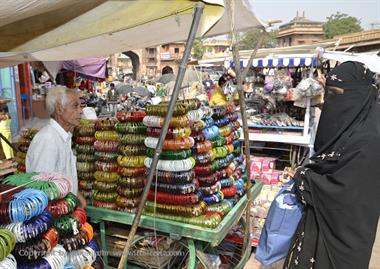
[284, 61, 380, 269]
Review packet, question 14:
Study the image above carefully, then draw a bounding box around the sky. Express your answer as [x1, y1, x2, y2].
[246, 0, 380, 30]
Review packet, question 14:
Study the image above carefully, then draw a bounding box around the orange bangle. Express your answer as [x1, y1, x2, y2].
[81, 222, 94, 241]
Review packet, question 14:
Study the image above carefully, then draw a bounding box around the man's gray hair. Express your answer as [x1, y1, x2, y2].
[45, 86, 74, 116]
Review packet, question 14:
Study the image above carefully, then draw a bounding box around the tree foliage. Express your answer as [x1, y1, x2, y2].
[323, 12, 362, 39]
[239, 29, 278, 50]
[192, 38, 205, 59]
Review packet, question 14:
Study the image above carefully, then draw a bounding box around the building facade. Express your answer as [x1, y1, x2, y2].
[277, 12, 324, 47]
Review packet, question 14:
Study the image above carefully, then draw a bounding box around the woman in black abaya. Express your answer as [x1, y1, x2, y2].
[284, 61, 380, 269]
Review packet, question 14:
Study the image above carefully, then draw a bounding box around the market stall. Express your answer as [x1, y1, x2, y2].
[0, 1, 268, 269]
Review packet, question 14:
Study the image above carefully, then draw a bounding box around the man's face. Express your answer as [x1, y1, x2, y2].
[57, 91, 82, 128]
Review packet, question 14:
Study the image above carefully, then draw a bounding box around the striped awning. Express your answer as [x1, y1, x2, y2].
[231, 55, 319, 68]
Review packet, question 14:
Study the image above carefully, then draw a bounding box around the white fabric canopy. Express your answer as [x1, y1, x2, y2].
[0, 0, 265, 67]
[318, 48, 380, 73]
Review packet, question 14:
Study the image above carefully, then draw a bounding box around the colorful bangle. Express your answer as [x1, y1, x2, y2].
[115, 122, 147, 134]
[116, 111, 146, 122]
[93, 181, 118, 192]
[148, 169, 194, 184]
[76, 162, 95, 173]
[94, 171, 120, 183]
[116, 186, 143, 198]
[76, 154, 96, 162]
[147, 127, 192, 139]
[94, 161, 119, 172]
[146, 148, 192, 160]
[74, 136, 96, 145]
[145, 137, 195, 150]
[94, 131, 120, 141]
[92, 191, 118, 203]
[118, 177, 145, 188]
[94, 118, 118, 131]
[77, 172, 94, 181]
[75, 124, 96, 136]
[93, 201, 117, 210]
[144, 157, 195, 172]
[119, 134, 146, 145]
[94, 151, 118, 162]
[198, 181, 221, 195]
[75, 144, 95, 154]
[144, 201, 206, 217]
[118, 167, 146, 177]
[147, 191, 200, 205]
[115, 196, 141, 208]
[151, 181, 197, 195]
[146, 103, 189, 117]
[117, 155, 146, 168]
[94, 140, 119, 152]
[200, 191, 224, 204]
[119, 145, 146, 156]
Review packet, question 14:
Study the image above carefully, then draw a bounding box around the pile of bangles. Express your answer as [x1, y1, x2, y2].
[91, 118, 121, 210]
[16, 128, 38, 172]
[0, 180, 99, 269]
[114, 112, 147, 212]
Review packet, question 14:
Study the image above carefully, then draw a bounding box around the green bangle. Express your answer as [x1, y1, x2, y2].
[146, 148, 192, 160]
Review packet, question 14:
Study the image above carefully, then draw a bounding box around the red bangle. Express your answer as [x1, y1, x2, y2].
[72, 207, 87, 225]
[147, 190, 199, 205]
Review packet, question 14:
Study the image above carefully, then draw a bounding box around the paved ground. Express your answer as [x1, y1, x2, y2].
[245, 219, 380, 269]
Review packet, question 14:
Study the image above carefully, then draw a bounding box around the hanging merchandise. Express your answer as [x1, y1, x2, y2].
[74, 121, 96, 205]
[115, 111, 147, 213]
[16, 128, 38, 172]
[0, 173, 97, 268]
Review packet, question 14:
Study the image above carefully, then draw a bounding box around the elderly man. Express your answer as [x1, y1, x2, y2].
[26, 86, 86, 207]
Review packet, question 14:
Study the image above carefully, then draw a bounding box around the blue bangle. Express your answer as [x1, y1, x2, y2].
[201, 191, 224, 204]
[9, 189, 48, 223]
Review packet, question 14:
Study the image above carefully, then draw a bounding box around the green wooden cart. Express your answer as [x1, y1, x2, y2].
[86, 181, 263, 269]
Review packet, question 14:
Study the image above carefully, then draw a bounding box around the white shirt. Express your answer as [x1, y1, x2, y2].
[26, 119, 78, 194]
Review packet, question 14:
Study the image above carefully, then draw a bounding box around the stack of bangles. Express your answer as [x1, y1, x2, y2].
[60, 230, 89, 252]
[192, 141, 213, 154]
[147, 190, 200, 204]
[116, 111, 146, 122]
[220, 177, 235, 188]
[77, 154, 95, 162]
[67, 246, 96, 269]
[193, 151, 215, 164]
[95, 161, 119, 172]
[212, 106, 227, 118]
[144, 157, 195, 172]
[210, 136, 226, 147]
[143, 115, 190, 128]
[198, 181, 221, 195]
[8, 189, 48, 223]
[187, 108, 205, 122]
[146, 148, 192, 160]
[92, 191, 118, 202]
[200, 191, 224, 204]
[94, 151, 118, 162]
[92, 201, 117, 210]
[94, 118, 118, 130]
[201, 126, 220, 140]
[77, 172, 94, 181]
[94, 140, 119, 152]
[116, 196, 141, 208]
[54, 215, 80, 237]
[191, 120, 206, 132]
[94, 131, 120, 141]
[119, 134, 146, 145]
[119, 145, 146, 156]
[144, 201, 206, 217]
[76, 125, 95, 136]
[146, 103, 189, 117]
[118, 177, 145, 188]
[77, 162, 95, 173]
[214, 117, 230, 127]
[221, 185, 238, 198]
[94, 171, 119, 183]
[94, 181, 117, 192]
[164, 99, 201, 110]
[146, 127, 191, 139]
[206, 200, 234, 216]
[219, 125, 232, 137]
[117, 155, 145, 168]
[114, 122, 147, 134]
[17, 244, 67, 269]
[197, 174, 220, 186]
[0, 229, 16, 261]
[118, 167, 145, 177]
[75, 144, 95, 154]
[2, 210, 53, 242]
[116, 186, 143, 198]
[145, 137, 194, 150]
[151, 181, 197, 194]
[147, 169, 194, 184]
[0, 254, 17, 268]
[74, 136, 96, 145]
[30, 172, 72, 199]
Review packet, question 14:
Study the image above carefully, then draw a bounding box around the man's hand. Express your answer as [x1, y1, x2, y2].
[77, 192, 87, 208]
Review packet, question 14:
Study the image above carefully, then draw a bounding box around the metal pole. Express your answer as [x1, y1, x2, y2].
[228, 0, 266, 256]
[117, 3, 205, 269]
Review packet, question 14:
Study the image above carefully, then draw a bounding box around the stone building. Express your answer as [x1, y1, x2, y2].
[277, 11, 324, 47]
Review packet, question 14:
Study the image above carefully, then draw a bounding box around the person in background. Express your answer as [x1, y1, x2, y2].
[284, 61, 380, 269]
[26, 86, 86, 207]
[0, 104, 14, 159]
[209, 73, 229, 106]
[107, 83, 119, 102]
